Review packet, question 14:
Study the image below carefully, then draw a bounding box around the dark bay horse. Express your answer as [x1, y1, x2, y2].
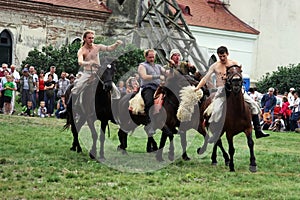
[201, 65, 256, 172]
[155, 70, 229, 162]
[64, 57, 117, 161]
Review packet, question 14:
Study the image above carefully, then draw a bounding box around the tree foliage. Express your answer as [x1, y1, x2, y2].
[256, 63, 300, 94]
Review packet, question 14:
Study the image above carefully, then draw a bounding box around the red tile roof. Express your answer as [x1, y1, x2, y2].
[177, 0, 259, 34]
[28, 0, 111, 13]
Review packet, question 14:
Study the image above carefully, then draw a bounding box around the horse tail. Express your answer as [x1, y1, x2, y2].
[62, 96, 73, 131]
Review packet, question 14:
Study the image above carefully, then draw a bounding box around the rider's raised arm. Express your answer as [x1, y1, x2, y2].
[195, 63, 216, 91]
[97, 40, 123, 52]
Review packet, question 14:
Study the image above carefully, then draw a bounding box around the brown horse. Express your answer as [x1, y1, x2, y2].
[200, 65, 256, 172]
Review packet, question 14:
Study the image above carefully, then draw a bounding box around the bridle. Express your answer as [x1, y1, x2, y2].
[225, 65, 243, 94]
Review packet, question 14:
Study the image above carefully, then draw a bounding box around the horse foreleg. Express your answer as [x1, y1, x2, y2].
[99, 121, 108, 162]
[87, 120, 97, 160]
[227, 135, 235, 172]
[179, 130, 190, 161]
[247, 133, 257, 172]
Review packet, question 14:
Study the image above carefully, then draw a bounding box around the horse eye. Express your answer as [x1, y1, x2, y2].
[107, 64, 111, 69]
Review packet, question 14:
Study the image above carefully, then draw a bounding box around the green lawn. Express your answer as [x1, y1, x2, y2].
[0, 114, 299, 199]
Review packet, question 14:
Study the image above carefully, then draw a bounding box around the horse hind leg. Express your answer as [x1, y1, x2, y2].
[117, 129, 128, 155]
[70, 117, 84, 153]
[179, 130, 190, 161]
[156, 128, 169, 162]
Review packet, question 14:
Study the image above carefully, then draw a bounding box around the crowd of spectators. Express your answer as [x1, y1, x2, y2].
[247, 87, 300, 133]
[0, 63, 76, 119]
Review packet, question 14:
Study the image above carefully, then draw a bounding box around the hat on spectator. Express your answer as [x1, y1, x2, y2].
[290, 87, 295, 91]
[169, 49, 182, 60]
[22, 68, 29, 73]
[69, 74, 75, 79]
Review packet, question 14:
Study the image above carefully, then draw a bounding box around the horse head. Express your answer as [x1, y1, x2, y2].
[96, 57, 117, 92]
[225, 65, 243, 94]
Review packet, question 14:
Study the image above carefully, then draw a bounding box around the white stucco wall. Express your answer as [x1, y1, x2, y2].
[228, 0, 300, 82]
[190, 26, 258, 77]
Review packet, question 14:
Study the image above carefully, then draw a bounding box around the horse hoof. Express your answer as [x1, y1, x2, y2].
[225, 161, 230, 166]
[77, 147, 82, 153]
[229, 169, 235, 172]
[197, 147, 204, 155]
[249, 165, 257, 173]
[89, 151, 96, 160]
[117, 146, 128, 155]
[70, 146, 76, 151]
[168, 154, 175, 161]
[182, 155, 191, 161]
[98, 157, 106, 163]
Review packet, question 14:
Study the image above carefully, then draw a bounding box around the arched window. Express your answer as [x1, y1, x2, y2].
[0, 30, 12, 65]
[72, 38, 81, 44]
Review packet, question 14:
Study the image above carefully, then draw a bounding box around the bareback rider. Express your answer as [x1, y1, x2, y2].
[138, 49, 167, 135]
[194, 46, 269, 142]
[71, 30, 123, 107]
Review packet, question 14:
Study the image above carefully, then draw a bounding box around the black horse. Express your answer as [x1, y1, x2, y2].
[64, 57, 117, 161]
[199, 65, 256, 172]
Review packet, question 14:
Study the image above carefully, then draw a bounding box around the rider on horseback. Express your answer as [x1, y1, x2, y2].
[138, 49, 167, 136]
[71, 30, 123, 108]
[194, 46, 269, 143]
[164, 49, 198, 83]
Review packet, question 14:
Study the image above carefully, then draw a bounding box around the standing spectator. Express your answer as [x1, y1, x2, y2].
[44, 74, 56, 117]
[289, 91, 300, 131]
[3, 75, 16, 115]
[37, 101, 47, 118]
[19, 68, 34, 107]
[288, 87, 295, 105]
[261, 87, 277, 121]
[55, 94, 67, 119]
[38, 70, 46, 104]
[29, 66, 39, 111]
[0, 63, 9, 80]
[117, 80, 126, 95]
[57, 71, 70, 98]
[68, 74, 76, 84]
[0, 69, 10, 113]
[280, 96, 291, 131]
[9, 65, 20, 114]
[44, 66, 58, 101]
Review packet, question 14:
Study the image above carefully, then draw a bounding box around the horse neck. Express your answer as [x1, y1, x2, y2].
[227, 91, 246, 112]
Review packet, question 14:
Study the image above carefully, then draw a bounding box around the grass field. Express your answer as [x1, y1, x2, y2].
[0, 114, 300, 199]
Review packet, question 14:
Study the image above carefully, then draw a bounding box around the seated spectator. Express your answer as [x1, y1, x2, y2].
[268, 114, 285, 132]
[126, 76, 140, 94]
[55, 94, 67, 119]
[20, 100, 34, 117]
[37, 101, 47, 118]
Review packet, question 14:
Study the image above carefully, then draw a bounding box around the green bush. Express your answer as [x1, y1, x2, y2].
[256, 63, 300, 94]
